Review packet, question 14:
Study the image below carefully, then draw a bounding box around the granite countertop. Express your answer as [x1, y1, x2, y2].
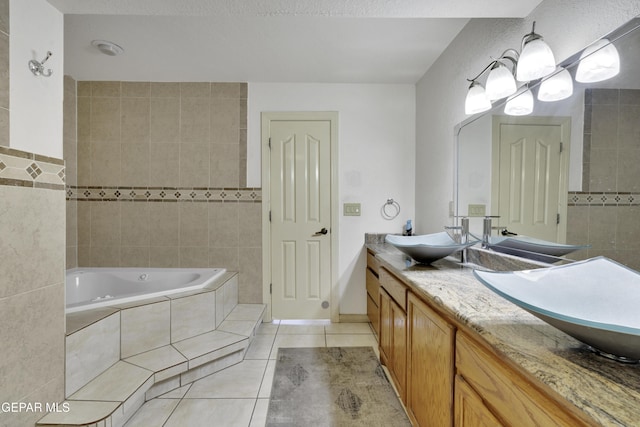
[366, 242, 640, 427]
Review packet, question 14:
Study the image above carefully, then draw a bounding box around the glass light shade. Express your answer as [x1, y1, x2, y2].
[575, 38, 620, 83]
[538, 68, 573, 102]
[465, 82, 492, 115]
[516, 38, 556, 81]
[505, 88, 534, 116]
[485, 63, 517, 100]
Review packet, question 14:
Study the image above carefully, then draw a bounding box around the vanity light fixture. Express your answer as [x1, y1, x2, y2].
[575, 38, 620, 83]
[465, 22, 558, 115]
[464, 81, 492, 115]
[91, 40, 124, 56]
[516, 22, 556, 81]
[504, 86, 534, 116]
[538, 67, 573, 102]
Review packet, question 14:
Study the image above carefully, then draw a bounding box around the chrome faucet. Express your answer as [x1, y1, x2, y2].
[482, 216, 506, 248]
[445, 217, 470, 243]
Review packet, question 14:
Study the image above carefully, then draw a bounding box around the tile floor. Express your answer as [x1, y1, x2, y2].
[124, 321, 378, 427]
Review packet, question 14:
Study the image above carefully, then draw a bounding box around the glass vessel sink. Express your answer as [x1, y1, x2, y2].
[385, 232, 479, 264]
[484, 235, 589, 263]
[474, 257, 640, 362]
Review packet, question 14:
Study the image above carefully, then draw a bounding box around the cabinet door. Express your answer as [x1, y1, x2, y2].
[379, 288, 392, 366]
[407, 292, 455, 427]
[367, 294, 379, 339]
[366, 267, 380, 337]
[391, 300, 407, 401]
[455, 375, 504, 427]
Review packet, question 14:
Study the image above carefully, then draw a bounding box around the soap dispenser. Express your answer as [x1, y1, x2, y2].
[404, 219, 413, 236]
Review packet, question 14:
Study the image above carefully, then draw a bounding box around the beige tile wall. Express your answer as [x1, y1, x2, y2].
[0, 184, 66, 426]
[566, 88, 640, 270]
[65, 75, 78, 268]
[0, 0, 7, 148]
[1, 3, 66, 425]
[71, 81, 261, 303]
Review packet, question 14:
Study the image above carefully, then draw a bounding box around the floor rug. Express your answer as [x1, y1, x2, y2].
[266, 347, 411, 426]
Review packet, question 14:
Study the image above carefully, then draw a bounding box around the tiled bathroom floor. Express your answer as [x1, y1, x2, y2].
[123, 321, 378, 427]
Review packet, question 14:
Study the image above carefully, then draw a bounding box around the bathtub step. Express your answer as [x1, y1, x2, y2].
[38, 303, 265, 427]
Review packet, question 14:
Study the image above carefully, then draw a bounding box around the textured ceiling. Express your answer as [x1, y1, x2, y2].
[54, 0, 545, 83]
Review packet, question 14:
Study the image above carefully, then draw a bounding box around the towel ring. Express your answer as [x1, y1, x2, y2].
[381, 198, 401, 220]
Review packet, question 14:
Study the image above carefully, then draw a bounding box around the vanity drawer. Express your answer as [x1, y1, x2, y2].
[379, 267, 407, 311]
[456, 332, 591, 427]
[367, 250, 380, 275]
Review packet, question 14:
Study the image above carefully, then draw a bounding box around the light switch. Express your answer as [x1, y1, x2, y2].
[468, 204, 486, 217]
[343, 203, 361, 216]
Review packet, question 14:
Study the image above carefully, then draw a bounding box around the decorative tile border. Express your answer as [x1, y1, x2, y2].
[67, 186, 261, 202]
[0, 146, 65, 189]
[568, 192, 640, 206]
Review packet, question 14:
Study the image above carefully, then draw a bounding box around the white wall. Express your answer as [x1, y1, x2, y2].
[10, 0, 63, 158]
[249, 83, 415, 314]
[415, 0, 640, 235]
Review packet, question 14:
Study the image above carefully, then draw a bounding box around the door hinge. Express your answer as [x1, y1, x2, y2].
[560, 142, 563, 153]
[557, 213, 560, 225]
[270, 283, 272, 294]
[268, 137, 271, 149]
[269, 210, 272, 222]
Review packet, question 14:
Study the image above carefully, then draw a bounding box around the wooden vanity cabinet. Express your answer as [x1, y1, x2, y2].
[455, 332, 592, 427]
[367, 250, 598, 427]
[379, 268, 407, 401]
[407, 292, 455, 427]
[454, 375, 504, 427]
[366, 250, 380, 338]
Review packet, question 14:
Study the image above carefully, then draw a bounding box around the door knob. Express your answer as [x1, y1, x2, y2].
[313, 227, 328, 236]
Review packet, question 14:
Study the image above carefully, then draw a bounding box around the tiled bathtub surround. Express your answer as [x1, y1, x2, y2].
[566, 89, 640, 270]
[46, 273, 266, 427]
[76, 81, 247, 188]
[68, 80, 262, 303]
[0, 148, 66, 426]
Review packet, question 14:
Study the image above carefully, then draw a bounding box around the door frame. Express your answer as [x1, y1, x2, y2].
[491, 115, 571, 242]
[261, 111, 339, 322]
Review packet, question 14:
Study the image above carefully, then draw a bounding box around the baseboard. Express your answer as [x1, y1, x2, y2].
[338, 314, 369, 323]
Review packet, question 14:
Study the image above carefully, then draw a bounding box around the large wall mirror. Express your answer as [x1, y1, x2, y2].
[456, 16, 640, 269]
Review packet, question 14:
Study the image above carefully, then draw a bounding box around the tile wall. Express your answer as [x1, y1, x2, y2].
[567, 88, 640, 269]
[0, 0, 7, 147]
[67, 81, 262, 302]
[65, 75, 78, 268]
[0, 3, 66, 425]
[0, 147, 66, 426]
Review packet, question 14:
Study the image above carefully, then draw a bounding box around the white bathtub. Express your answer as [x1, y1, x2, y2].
[66, 267, 227, 313]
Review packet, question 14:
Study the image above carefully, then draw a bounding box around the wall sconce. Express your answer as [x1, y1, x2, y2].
[465, 81, 492, 115]
[575, 38, 620, 83]
[464, 49, 519, 114]
[28, 51, 53, 77]
[516, 22, 556, 81]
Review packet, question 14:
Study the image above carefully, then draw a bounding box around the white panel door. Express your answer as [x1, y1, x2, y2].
[496, 122, 563, 241]
[269, 120, 332, 319]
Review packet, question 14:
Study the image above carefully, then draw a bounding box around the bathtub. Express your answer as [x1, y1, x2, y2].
[66, 267, 227, 313]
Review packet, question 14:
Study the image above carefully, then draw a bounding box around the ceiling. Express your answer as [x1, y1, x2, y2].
[52, 0, 544, 83]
